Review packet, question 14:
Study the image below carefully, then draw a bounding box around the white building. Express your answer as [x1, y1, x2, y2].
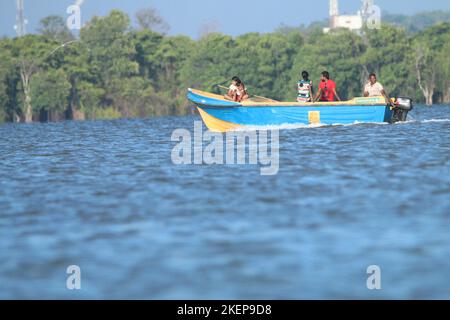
[323, 0, 373, 33]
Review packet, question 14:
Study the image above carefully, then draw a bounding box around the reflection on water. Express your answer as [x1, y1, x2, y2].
[0, 105, 449, 299]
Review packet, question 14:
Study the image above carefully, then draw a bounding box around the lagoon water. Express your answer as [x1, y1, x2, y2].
[0, 105, 449, 299]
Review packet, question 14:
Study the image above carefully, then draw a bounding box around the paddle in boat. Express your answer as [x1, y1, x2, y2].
[187, 88, 413, 132]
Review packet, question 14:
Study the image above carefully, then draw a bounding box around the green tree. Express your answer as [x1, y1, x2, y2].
[384, 11, 450, 34]
[131, 30, 164, 81]
[413, 23, 450, 105]
[76, 81, 105, 119]
[30, 69, 71, 121]
[180, 33, 237, 93]
[110, 76, 164, 117]
[234, 32, 302, 100]
[153, 36, 195, 114]
[38, 15, 74, 43]
[0, 40, 15, 122]
[362, 24, 415, 99]
[291, 29, 365, 100]
[58, 42, 91, 120]
[181, 31, 302, 101]
[135, 7, 170, 34]
[80, 10, 140, 116]
[0, 75, 7, 122]
[11, 35, 64, 122]
[435, 41, 450, 103]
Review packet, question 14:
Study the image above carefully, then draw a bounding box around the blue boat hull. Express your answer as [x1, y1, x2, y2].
[187, 88, 395, 132]
[201, 104, 393, 126]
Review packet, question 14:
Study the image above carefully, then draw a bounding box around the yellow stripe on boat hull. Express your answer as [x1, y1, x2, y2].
[197, 107, 242, 132]
[308, 111, 321, 124]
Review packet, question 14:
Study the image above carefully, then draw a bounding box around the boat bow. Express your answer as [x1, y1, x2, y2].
[187, 88, 240, 108]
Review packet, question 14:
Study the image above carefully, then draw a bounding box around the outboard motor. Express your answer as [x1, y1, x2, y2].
[390, 97, 413, 123]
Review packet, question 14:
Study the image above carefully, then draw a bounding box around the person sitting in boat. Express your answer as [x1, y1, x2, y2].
[297, 71, 314, 102]
[313, 71, 341, 102]
[225, 76, 249, 102]
[224, 77, 238, 101]
[364, 73, 392, 105]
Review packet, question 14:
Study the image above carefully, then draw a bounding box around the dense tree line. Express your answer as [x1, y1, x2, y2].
[0, 9, 449, 123]
[383, 10, 450, 34]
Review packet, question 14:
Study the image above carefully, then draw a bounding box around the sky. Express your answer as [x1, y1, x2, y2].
[1, 0, 450, 38]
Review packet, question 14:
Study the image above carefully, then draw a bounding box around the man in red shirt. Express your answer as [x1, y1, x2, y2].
[313, 71, 341, 102]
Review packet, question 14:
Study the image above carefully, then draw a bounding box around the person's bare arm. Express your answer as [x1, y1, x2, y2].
[240, 86, 249, 101]
[225, 89, 237, 101]
[313, 88, 322, 102]
[381, 89, 393, 106]
[333, 89, 341, 101]
[309, 86, 314, 103]
[363, 84, 369, 97]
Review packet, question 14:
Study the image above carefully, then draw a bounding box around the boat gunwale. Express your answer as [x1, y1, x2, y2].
[188, 88, 389, 109]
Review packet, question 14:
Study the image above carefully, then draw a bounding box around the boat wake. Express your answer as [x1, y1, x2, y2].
[393, 118, 450, 125]
[230, 118, 449, 132]
[420, 118, 450, 123]
[232, 121, 387, 132]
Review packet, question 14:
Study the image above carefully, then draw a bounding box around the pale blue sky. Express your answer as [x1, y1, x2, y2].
[1, 0, 449, 38]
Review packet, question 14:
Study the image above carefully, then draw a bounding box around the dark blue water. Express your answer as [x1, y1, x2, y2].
[0, 106, 449, 299]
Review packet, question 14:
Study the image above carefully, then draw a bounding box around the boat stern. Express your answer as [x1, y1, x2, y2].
[389, 97, 414, 123]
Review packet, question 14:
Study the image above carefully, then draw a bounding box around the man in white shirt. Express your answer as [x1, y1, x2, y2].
[364, 73, 392, 105]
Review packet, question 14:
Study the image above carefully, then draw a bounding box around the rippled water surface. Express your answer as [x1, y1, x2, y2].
[0, 106, 449, 299]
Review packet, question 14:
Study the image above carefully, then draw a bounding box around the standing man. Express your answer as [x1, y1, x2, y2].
[314, 71, 341, 102]
[364, 73, 392, 105]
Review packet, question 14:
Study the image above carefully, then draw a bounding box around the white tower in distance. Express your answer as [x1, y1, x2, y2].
[330, 0, 339, 17]
[14, 0, 27, 37]
[329, 0, 339, 29]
